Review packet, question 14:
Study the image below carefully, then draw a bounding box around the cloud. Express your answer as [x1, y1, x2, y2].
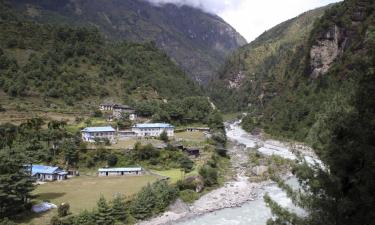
[145, 0, 242, 14]
[145, 0, 342, 42]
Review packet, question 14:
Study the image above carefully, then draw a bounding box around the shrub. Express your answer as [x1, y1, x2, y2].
[179, 189, 199, 203]
[92, 110, 103, 118]
[199, 165, 218, 187]
[0, 218, 16, 225]
[58, 203, 70, 217]
[107, 154, 118, 167]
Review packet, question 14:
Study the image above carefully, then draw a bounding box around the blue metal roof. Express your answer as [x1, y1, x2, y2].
[82, 126, 116, 132]
[31, 165, 60, 176]
[133, 123, 174, 129]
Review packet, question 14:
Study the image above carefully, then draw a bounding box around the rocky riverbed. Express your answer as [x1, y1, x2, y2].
[137, 120, 317, 225]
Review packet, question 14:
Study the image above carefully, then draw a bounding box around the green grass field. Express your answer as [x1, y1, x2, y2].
[19, 175, 157, 225]
[151, 168, 200, 183]
[175, 131, 207, 142]
[109, 138, 165, 150]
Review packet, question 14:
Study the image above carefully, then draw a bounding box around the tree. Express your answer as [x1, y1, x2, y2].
[159, 130, 168, 142]
[92, 109, 103, 118]
[73, 210, 96, 225]
[0, 218, 16, 225]
[130, 184, 156, 220]
[111, 194, 126, 222]
[0, 123, 17, 149]
[265, 43, 375, 225]
[61, 139, 79, 168]
[0, 149, 35, 218]
[95, 196, 114, 225]
[106, 154, 118, 167]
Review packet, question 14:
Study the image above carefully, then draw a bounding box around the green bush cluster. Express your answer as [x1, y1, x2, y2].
[135, 96, 212, 125]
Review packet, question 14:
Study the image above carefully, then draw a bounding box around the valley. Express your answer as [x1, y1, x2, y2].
[137, 119, 318, 225]
[0, 0, 374, 225]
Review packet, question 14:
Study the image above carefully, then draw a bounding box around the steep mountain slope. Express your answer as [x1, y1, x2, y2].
[9, 0, 247, 84]
[212, 0, 374, 141]
[0, 1, 202, 111]
[209, 6, 329, 111]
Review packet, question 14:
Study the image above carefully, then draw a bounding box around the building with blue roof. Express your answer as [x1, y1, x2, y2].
[81, 126, 116, 142]
[29, 165, 68, 181]
[132, 123, 174, 137]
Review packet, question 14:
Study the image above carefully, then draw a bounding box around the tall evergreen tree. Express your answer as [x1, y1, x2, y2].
[130, 184, 156, 220]
[0, 148, 35, 218]
[111, 194, 127, 222]
[95, 196, 114, 225]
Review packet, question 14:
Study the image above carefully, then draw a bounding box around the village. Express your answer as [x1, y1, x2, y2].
[18, 100, 227, 224]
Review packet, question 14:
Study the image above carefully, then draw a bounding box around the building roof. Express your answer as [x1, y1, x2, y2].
[98, 167, 143, 172]
[100, 103, 114, 107]
[30, 165, 60, 176]
[82, 126, 116, 132]
[133, 123, 174, 129]
[113, 104, 133, 110]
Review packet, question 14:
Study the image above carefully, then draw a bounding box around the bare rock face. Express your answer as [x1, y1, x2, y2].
[228, 71, 246, 89]
[310, 25, 344, 78]
[251, 165, 269, 176]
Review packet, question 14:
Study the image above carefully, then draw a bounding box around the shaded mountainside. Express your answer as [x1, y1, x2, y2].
[0, 1, 203, 111]
[211, 0, 374, 142]
[9, 0, 247, 84]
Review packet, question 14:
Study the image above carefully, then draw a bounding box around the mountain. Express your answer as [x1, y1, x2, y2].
[211, 0, 374, 141]
[0, 1, 203, 112]
[8, 0, 247, 85]
[208, 5, 330, 111]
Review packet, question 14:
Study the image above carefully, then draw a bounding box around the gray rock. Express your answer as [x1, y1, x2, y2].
[251, 166, 269, 176]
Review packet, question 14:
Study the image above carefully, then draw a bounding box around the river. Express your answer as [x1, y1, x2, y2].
[176, 121, 307, 225]
[138, 120, 315, 225]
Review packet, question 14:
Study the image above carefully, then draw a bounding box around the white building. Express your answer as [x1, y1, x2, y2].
[132, 123, 174, 137]
[100, 103, 137, 121]
[81, 126, 116, 142]
[29, 165, 68, 181]
[98, 167, 144, 176]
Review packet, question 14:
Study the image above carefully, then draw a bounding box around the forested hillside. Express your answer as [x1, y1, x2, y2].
[0, 1, 202, 111]
[209, 6, 329, 111]
[9, 0, 247, 84]
[212, 0, 374, 142]
[265, 1, 375, 224]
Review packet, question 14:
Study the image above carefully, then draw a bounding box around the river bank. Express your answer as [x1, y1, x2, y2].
[137, 120, 315, 225]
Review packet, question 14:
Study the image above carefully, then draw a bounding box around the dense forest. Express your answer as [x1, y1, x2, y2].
[212, 0, 374, 143]
[249, 0, 375, 224]
[0, 1, 202, 109]
[8, 0, 247, 85]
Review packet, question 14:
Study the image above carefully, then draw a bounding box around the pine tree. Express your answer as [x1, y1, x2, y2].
[130, 184, 156, 220]
[73, 210, 96, 225]
[95, 196, 114, 225]
[111, 194, 126, 222]
[0, 148, 35, 218]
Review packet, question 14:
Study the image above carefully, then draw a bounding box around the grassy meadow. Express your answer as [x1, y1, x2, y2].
[18, 175, 157, 225]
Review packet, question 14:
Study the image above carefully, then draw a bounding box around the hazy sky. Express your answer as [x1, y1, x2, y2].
[147, 0, 342, 42]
